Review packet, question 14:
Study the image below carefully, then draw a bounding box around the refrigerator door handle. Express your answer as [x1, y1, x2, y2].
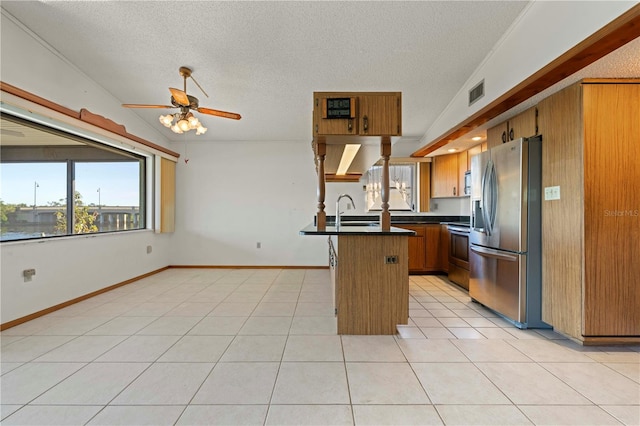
[488, 160, 498, 234]
[470, 245, 518, 262]
[481, 160, 491, 235]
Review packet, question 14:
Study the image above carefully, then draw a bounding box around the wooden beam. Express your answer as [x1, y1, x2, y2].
[325, 173, 362, 182]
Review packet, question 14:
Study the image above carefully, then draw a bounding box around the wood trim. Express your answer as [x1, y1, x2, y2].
[0, 267, 169, 331]
[1, 81, 180, 158]
[419, 162, 431, 212]
[581, 336, 640, 345]
[0, 81, 80, 119]
[325, 173, 362, 182]
[412, 5, 640, 157]
[168, 265, 330, 269]
[581, 78, 640, 84]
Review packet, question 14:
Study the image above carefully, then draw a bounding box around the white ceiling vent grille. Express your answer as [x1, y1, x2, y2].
[469, 80, 485, 106]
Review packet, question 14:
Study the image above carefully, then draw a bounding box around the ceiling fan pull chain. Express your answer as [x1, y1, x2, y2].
[189, 74, 209, 98]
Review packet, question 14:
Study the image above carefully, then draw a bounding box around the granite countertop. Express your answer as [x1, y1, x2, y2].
[317, 215, 470, 226]
[299, 223, 416, 236]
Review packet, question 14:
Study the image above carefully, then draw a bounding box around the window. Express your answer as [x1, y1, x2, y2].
[364, 164, 416, 212]
[0, 115, 146, 242]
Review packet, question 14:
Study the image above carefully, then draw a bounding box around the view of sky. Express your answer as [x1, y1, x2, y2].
[1, 162, 140, 206]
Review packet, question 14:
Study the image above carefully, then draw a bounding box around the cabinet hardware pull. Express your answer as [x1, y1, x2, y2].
[453, 187, 456, 196]
[363, 115, 368, 132]
[502, 131, 507, 143]
[348, 119, 353, 132]
[509, 128, 514, 140]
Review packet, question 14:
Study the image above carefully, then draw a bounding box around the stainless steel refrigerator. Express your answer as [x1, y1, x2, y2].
[469, 136, 549, 328]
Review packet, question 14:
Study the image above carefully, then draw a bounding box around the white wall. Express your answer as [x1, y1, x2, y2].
[0, 232, 172, 323]
[0, 13, 175, 323]
[169, 140, 328, 266]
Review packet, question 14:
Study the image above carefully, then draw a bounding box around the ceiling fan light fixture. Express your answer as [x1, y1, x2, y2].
[177, 118, 191, 132]
[187, 113, 199, 128]
[159, 114, 173, 127]
[170, 123, 183, 134]
[196, 125, 207, 135]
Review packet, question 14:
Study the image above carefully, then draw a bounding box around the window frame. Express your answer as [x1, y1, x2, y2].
[0, 107, 157, 243]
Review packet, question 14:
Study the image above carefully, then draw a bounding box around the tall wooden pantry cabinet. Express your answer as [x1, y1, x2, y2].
[538, 79, 639, 344]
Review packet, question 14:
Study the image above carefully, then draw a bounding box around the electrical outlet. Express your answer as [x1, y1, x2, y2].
[385, 255, 398, 264]
[256, 242, 261, 249]
[146, 245, 152, 254]
[23, 268, 36, 282]
[544, 186, 561, 200]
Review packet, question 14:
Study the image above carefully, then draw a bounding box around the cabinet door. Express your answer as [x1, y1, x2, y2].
[431, 154, 458, 198]
[439, 224, 450, 272]
[508, 107, 537, 141]
[314, 96, 357, 135]
[487, 122, 508, 149]
[582, 83, 640, 336]
[425, 225, 441, 271]
[359, 94, 401, 136]
[397, 225, 426, 272]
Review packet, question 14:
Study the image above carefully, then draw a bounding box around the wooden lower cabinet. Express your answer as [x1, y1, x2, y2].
[401, 225, 426, 271]
[439, 224, 450, 272]
[395, 224, 441, 274]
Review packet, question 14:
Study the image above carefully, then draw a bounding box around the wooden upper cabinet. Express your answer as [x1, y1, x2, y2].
[487, 107, 537, 149]
[509, 106, 537, 140]
[431, 153, 459, 198]
[359, 94, 401, 136]
[487, 122, 508, 149]
[314, 96, 357, 135]
[313, 92, 401, 137]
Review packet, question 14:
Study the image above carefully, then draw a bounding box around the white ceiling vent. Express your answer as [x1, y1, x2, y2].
[468, 79, 485, 106]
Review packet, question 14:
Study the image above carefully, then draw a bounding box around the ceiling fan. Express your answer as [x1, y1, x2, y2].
[122, 66, 241, 135]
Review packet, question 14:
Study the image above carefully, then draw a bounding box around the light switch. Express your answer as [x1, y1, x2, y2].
[544, 186, 561, 201]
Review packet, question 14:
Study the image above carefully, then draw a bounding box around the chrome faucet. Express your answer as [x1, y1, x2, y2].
[336, 194, 356, 229]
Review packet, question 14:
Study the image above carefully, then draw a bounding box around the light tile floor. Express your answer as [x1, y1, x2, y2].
[1, 269, 639, 425]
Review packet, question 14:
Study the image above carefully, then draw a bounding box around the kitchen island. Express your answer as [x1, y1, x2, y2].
[300, 224, 415, 335]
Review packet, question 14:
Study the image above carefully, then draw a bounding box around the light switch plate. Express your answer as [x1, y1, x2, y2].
[544, 186, 561, 201]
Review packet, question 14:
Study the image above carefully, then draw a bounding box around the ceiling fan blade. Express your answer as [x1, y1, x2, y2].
[169, 87, 190, 106]
[122, 104, 174, 109]
[197, 107, 242, 120]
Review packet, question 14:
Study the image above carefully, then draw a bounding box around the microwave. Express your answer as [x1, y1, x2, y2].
[464, 170, 471, 195]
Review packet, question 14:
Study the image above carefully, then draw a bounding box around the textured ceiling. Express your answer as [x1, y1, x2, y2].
[0, 1, 529, 145]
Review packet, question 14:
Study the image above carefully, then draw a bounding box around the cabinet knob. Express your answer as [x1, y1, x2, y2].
[509, 128, 514, 140]
[502, 131, 507, 143]
[363, 115, 368, 132]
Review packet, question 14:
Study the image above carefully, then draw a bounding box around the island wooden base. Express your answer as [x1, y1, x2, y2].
[334, 234, 409, 334]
